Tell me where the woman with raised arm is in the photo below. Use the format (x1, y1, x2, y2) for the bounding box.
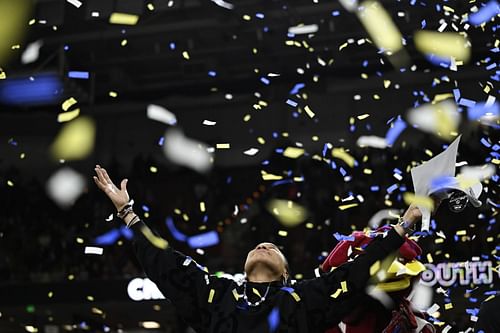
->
(93, 164, 425, 333)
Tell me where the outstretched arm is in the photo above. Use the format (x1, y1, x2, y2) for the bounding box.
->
(93, 165, 211, 329)
(296, 206, 423, 326)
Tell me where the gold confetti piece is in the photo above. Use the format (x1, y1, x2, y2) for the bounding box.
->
(62, 97, 77, 111)
(363, 168, 373, 174)
(339, 203, 359, 211)
(242, 14, 251, 21)
(140, 226, 169, 249)
(261, 171, 283, 181)
(283, 147, 305, 159)
(232, 289, 240, 300)
(383, 80, 391, 88)
(278, 230, 288, 237)
(208, 289, 215, 303)
(370, 261, 381, 276)
(216, 143, 230, 149)
(120, 39, 128, 47)
(357, 0, 403, 53)
(48, 291, 53, 298)
(291, 292, 301, 302)
(200, 201, 206, 212)
(109, 91, 118, 98)
(427, 253, 433, 263)
(87, 295, 94, 301)
(50, 116, 96, 160)
(435, 238, 444, 244)
(149, 166, 158, 173)
(444, 303, 453, 310)
(0, 0, 31, 64)
(267, 199, 308, 227)
(182, 51, 190, 60)
(425, 149, 433, 157)
(341, 281, 348, 293)
(57, 109, 80, 123)
(357, 114, 370, 120)
(331, 288, 343, 299)
(252, 288, 261, 297)
(403, 193, 435, 210)
(456, 230, 467, 236)
(332, 148, 355, 167)
(414, 31, 470, 62)
(433, 93, 454, 103)
(147, 3, 155, 11)
(304, 105, 315, 118)
(109, 12, 139, 25)
(91, 307, 103, 315)
(76, 237, 84, 244)
(7, 180, 14, 187)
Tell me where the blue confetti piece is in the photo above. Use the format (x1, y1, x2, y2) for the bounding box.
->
(142, 205, 150, 212)
(385, 117, 407, 146)
(68, 71, 89, 79)
(281, 287, 295, 294)
(333, 232, 355, 241)
(271, 179, 294, 187)
(370, 185, 380, 192)
(331, 10, 340, 16)
(120, 226, 134, 240)
(95, 229, 121, 245)
(289, 83, 305, 94)
(469, 0, 500, 26)
(268, 307, 280, 332)
(286, 99, 298, 107)
(208, 70, 217, 77)
(421, 19, 426, 28)
(468, 102, 499, 120)
(187, 230, 220, 248)
(480, 137, 492, 147)
(386, 183, 399, 194)
(256, 13, 265, 19)
(459, 98, 476, 108)
(169, 42, 176, 50)
(158, 136, 165, 146)
(260, 77, 270, 85)
(339, 167, 347, 177)
(165, 217, 188, 242)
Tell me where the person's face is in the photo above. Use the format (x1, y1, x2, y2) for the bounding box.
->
(244, 242, 288, 279)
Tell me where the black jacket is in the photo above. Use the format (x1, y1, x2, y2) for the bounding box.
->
(131, 221, 404, 333)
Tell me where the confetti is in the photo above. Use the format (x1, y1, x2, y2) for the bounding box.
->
(163, 128, 212, 173)
(339, 203, 359, 210)
(331, 148, 355, 167)
(208, 289, 215, 303)
(357, 0, 403, 54)
(66, 0, 83, 8)
(21, 40, 42, 64)
(266, 199, 308, 227)
(84, 247, 104, 255)
(140, 225, 169, 249)
(288, 24, 319, 35)
(187, 231, 219, 248)
(109, 13, 139, 25)
(57, 109, 80, 123)
(203, 120, 216, 126)
(356, 136, 388, 149)
(385, 117, 406, 146)
(414, 31, 471, 63)
(403, 193, 435, 211)
(46, 167, 85, 209)
(147, 104, 177, 125)
(244, 148, 259, 156)
(50, 116, 96, 160)
(62, 97, 78, 111)
(469, 1, 500, 26)
(407, 100, 460, 140)
(283, 147, 304, 159)
(211, 0, 234, 10)
(267, 307, 280, 332)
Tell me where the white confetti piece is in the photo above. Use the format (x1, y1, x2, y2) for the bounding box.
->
(244, 148, 259, 156)
(211, 0, 234, 10)
(85, 247, 104, 255)
(163, 128, 212, 173)
(66, 0, 83, 8)
(407, 99, 460, 140)
(147, 104, 177, 125)
(459, 164, 495, 182)
(356, 135, 388, 149)
(21, 40, 43, 64)
(426, 303, 440, 316)
(46, 167, 86, 209)
(202, 120, 216, 126)
(105, 214, 114, 222)
(288, 24, 318, 35)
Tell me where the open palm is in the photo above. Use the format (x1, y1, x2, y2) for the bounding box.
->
(93, 165, 130, 211)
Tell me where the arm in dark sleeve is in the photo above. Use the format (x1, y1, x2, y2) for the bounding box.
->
(130, 221, 211, 328)
(297, 228, 404, 322)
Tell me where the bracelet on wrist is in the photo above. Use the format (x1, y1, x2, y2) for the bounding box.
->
(117, 199, 134, 219)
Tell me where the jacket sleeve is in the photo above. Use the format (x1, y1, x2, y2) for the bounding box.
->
(296, 227, 405, 325)
(130, 221, 211, 329)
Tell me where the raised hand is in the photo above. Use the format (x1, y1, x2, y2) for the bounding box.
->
(93, 165, 130, 211)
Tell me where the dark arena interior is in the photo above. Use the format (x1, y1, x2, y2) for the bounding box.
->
(0, 0, 498, 332)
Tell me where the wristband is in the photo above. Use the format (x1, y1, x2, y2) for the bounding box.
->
(398, 216, 415, 235)
(117, 200, 134, 219)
